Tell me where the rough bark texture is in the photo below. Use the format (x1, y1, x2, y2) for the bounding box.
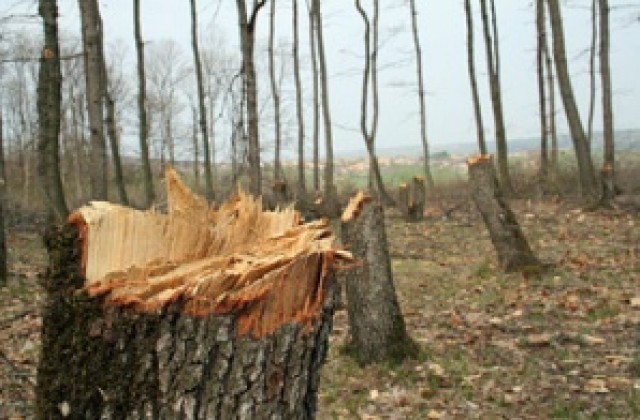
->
(37, 170, 347, 419)
(134, 0, 155, 207)
(463, 0, 487, 155)
(37, 0, 69, 222)
(340, 192, 417, 365)
(468, 155, 541, 273)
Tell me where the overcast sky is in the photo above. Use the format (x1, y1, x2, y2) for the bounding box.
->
(3, 0, 639, 156)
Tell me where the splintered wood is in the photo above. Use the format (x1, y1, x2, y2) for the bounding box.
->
(68, 168, 350, 338)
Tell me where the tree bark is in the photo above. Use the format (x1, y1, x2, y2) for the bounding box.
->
(292, 0, 306, 196)
(536, 0, 549, 188)
(587, 0, 598, 145)
(308, 1, 320, 194)
(134, 0, 155, 208)
(467, 155, 541, 273)
(269, 0, 283, 182)
(37, 0, 69, 222)
(37, 169, 349, 419)
(598, 0, 616, 204)
(479, 0, 513, 194)
(463, 0, 487, 155)
(79, 0, 108, 200)
(546, 0, 599, 200)
(314, 0, 340, 217)
(236, 0, 265, 197)
(543, 23, 559, 177)
(0, 110, 6, 286)
(340, 192, 417, 365)
(408, 0, 434, 189)
(191, 0, 215, 201)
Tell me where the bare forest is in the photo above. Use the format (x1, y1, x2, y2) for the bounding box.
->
(2, 0, 640, 418)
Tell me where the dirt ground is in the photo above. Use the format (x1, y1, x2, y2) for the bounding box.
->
(1, 198, 639, 419)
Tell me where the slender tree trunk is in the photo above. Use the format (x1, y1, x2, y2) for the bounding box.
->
(546, 0, 599, 200)
(236, 0, 266, 197)
(354, 0, 394, 206)
(292, 0, 306, 197)
(314, 0, 339, 216)
(587, 0, 598, 144)
(536, 0, 549, 187)
(543, 25, 559, 176)
(191, 104, 200, 190)
(598, 0, 616, 203)
(191, 0, 214, 201)
(408, 0, 435, 189)
(308, 0, 320, 192)
(269, 0, 282, 181)
(0, 110, 6, 286)
(100, 19, 129, 205)
(134, 0, 155, 207)
(38, 0, 69, 222)
(340, 192, 417, 365)
(479, 0, 513, 194)
(79, 0, 108, 200)
(464, 0, 487, 155)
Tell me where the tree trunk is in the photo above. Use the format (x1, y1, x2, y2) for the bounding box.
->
(308, 0, 320, 193)
(340, 192, 417, 365)
(407, 176, 425, 222)
(314, 0, 340, 217)
(134, 0, 155, 208)
(408, 0, 434, 189)
(598, 0, 616, 204)
(0, 110, 6, 286)
(37, 168, 349, 419)
(79, 0, 108, 200)
(536, 0, 549, 188)
(191, 104, 200, 190)
(479, 0, 513, 195)
(543, 24, 559, 177)
(546, 0, 599, 200)
(236, 0, 265, 197)
(464, 0, 487, 155)
(269, 0, 283, 182)
(397, 183, 409, 219)
(587, 0, 597, 145)
(191, 0, 215, 201)
(467, 155, 541, 273)
(37, 0, 69, 222)
(292, 0, 306, 197)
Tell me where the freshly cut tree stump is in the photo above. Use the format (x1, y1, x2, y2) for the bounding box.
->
(340, 192, 417, 365)
(467, 155, 541, 272)
(37, 169, 350, 419)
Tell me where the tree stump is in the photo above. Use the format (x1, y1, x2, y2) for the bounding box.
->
(397, 183, 409, 218)
(340, 192, 417, 365)
(36, 169, 351, 419)
(408, 176, 426, 221)
(467, 155, 541, 272)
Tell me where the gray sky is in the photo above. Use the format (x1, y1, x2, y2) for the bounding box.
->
(3, 0, 640, 156)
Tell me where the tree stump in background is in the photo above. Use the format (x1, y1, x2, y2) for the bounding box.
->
(36, 169, 350, 419)
(397, 183, 409, 218)
(408, 176, 426, 221)
(272, 179, 290, 208)
(467, 155, 541, 272)
(340, 192, 417, 365)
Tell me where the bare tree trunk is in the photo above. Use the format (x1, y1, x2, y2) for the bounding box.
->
(543, 26, 559, 177)
(307, 1, 320, 193)
(236, 0, 266, 197)
(408, 0, 434, 189)
(191, 0, 215, 201)
(100, 20, 129, 205)
(468, 155, 541, 273)
(355, 0, 394, 206)
(587, 0, 597, 144)
(547, 0, 599, 201)
(536, 0, 549, 187)
(38, 0, 69, 222)
(464, 0, 487, 155)
(340, 192, 417, 365)
(0, 110, 6, 286)
(191, 104, 200, 190)
(269, 0, 282, 181)
(134, 0, 155, 207)
(479, 0, 513, 194)
(292, 0, 306, 197)
(598, 0, 616, 203)
(79, 0, 108, 200)
(314, 0, 340, 216)
(37, 172, 347, 418)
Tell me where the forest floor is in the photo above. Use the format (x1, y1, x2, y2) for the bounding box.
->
(1, 197, 640, 419)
